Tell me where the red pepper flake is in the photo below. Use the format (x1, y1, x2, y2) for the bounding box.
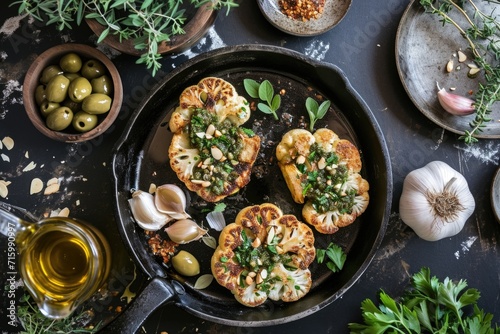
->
(279, 0, 326, 21)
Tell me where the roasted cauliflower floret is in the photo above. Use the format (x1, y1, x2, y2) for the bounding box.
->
(211, 203, 315, 307)
(276, 128, 369, 234)
(168, 77, 260, 202)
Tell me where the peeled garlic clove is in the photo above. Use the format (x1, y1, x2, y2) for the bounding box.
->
(155, 184, 190, 219)
(437, 84, 475, 116)
(165, 219, 208, 244)
(129, 190, 172, 231)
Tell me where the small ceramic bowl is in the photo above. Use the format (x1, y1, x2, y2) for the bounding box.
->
(23, 43, 123, 143)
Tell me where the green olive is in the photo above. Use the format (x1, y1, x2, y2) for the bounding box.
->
(72, 111, 98, 132)
(46, 106, 73, 131)
(35, 85, 46, 106)
(59, 52, 82, 73)
(64, 72, 81, 82)
(68, 77, 92, 103)
(91, 75, 113, 95)
(82, 93, 112, 114)
(39, 65, 63, 84)
(81, 59, 106, 79)
(171, 250, 200, 276)
(39, 101, 60, 117)
(63, 99, 82, 113)
(45, 75, 70, 103)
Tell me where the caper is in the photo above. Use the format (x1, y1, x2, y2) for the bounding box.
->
(45, 74, 70, 103)
(39, 65, 63, 84)
(59, 52, 82, 73)
(35, 85, 46, 106)
(171, 250, 200, 276)
(46, 106, 73, 131)
(68, 77, 92, 103)
(72, 111, 98, 132)
(81, 59, 106, 79)
(91, 75, 113, 95)
(39, 101, 60, 117)
(82, 93, 112, 114)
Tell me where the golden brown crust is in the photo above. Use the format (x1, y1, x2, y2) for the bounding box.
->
(211, 203, 315, 307)
(168, 77, 259, 202)
(276, 128, 369, 234)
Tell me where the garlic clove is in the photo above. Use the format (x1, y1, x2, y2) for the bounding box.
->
(154, 184, 190, 219)
(129, 190, 172, 231)
(165, 219, 208, 244)
(436, 83, 475, 116)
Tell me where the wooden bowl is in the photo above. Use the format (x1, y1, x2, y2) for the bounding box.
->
(23, 43, 123, 143)
(86, 3, 216, 56)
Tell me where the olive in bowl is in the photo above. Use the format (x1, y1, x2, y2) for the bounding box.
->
(23, 44, 123, 143)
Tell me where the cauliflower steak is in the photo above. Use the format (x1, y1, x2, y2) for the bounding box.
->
(168, 77, 260, 202)
(211, 203, 315, 307)
(276, 128, 369, 234)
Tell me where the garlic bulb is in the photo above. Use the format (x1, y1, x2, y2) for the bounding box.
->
(165, 219, 208, 244)
(399, 161, 475, 241)
(128, 190, 172, 231)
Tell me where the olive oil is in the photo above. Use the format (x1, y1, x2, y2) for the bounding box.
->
(22, 229, 91, 299)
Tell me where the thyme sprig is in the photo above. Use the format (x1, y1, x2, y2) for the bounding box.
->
(11, 0, 238, 76)
(420, 0, 500, 144)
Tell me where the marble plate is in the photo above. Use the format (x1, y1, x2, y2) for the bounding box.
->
(396, 0, 500, 138)
(257, 0, 351, 36)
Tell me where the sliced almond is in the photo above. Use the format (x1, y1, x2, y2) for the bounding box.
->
(245, 275, 254, 285)
(0, 182, 8, 198)
(296, 155, 306, 165)
(206, 124, 216, 136)
(2, 137, 14, 150)
(446, 59, 454, 73)
(468, 67, 481, 78)
(1, 153, 9, 162)
(252, 237, 261, 248)
(317, 157, 326, 170)
(30, 178, 43, 195)
(23, 161, 37, 172)
(211, 146, 223, 161)
(58, 207, 70, 217)
(467, 63, 478, 69)
(458, 50, 467, 62)
(44, 183, 60, 195)
(148, 183, 157, 194)
(267, 226, 276, 245)
(46, 177, 59, 186)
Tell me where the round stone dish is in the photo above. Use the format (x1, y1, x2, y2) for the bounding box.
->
(491, 166, 500, 223)
(23, 43, 123, 143)
(257, 0, 351, 36)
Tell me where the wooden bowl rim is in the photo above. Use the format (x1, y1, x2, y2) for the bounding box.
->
(23, 43, 123, 143)
(85, 3, 216, 56)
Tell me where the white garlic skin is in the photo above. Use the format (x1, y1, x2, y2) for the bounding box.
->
(399, 161, 475, 241)
(128, 190, 172, 231)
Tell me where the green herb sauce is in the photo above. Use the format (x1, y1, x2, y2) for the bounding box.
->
(187, 108, 253, 195)
(299, 143, 356, 214)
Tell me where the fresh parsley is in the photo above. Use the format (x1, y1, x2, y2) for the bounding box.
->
(305, 97, 331, 132)
(316, 242, 346, 273)
(348, 267, 500, 333)
(243, 78, 281, 120)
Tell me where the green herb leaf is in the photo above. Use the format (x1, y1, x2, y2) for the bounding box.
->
(194, 274, 214, 289)
(306, 97, 331, 132)
(316, 242, 346, 273)
(243, 78, 260, 98)
(349, 267, 500, 333)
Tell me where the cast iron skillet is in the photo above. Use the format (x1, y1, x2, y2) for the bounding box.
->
(106, 45, 392, 332)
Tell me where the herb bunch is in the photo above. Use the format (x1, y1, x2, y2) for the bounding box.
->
(17, 293, 100, 333)
(12, 0, 238, 76)
(420, 0, 500, 144)
(349, 267, 499, 333)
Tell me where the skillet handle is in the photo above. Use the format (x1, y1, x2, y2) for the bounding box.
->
(103, 277, 176, 333)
